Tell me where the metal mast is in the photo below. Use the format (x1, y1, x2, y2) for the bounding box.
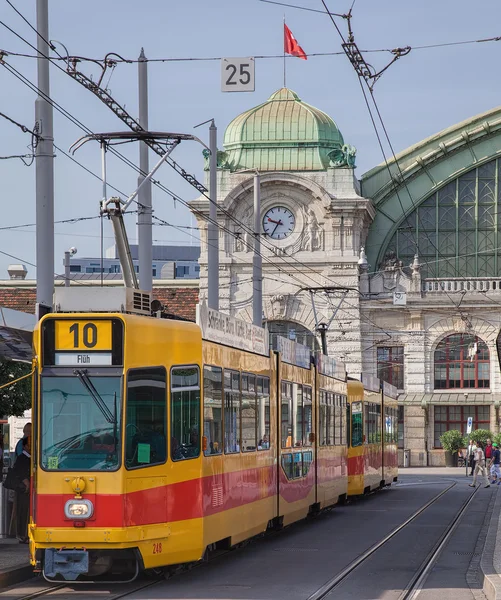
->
(35, 0, 54, 317)
(207, 121, 219, 310)
(137, 48, 152, 292)
(253, 172, 262, 326)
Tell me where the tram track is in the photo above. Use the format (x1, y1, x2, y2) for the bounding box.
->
(3, 481, 482, 600)
(307, 481, 479, 600)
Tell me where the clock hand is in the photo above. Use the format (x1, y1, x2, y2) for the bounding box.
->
(271, 220, 283, 237)
(267, 218, 280, 224)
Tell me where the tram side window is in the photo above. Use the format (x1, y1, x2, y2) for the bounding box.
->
(203, 366, 222, 456)
(225, 370, 241, 453)
(295, 384, 303, 447)
(281, 381, 293, 448)
(171, 366, 201, 461)
(334, 395, 341, 445)
(125, 367, 167, 469)
(319, 391, 327, 446)
(242, 374, 257, 452)
(341, 395, 347, 445)
(303, 386, 313, 446)
(257, 376, 270, 450)
(328, 392, 335, 446)
(351, 401, 363, 447)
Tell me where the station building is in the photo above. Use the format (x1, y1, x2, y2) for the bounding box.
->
(191, 88, 501, 466)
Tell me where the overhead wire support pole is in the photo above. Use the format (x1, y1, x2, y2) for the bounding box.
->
(35, 0, 54, 318)
(137, 48, 152, 292)
(253, 171, 262, 326)
(208, 120, 219, 310)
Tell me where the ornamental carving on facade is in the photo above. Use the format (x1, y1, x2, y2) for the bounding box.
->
(301, 208, 324, 251)
(327, 144, 357, 168)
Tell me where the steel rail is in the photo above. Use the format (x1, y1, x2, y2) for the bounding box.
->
(13, 578, 161, 600)
(307, 482, 460, 600)
(400, 484, 480, 600)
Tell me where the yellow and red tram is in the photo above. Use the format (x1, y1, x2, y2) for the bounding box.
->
(29, 304, 397, 582)
(347, 375, 399, 496)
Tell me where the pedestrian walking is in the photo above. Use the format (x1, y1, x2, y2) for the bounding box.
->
(490, 443, 501, 484)
(469, 442, 490, 488)
(15, 422, 31, 457)
(467, 439, 477, 476)
(11, 436, 30, 542)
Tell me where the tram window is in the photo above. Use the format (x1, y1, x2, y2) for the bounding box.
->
(224, 370, 240, 453)
(295, 384, 303, 447)
(303, 386, 313, 446)
(242, 373, 257, 452)
(334, 395, 341, 445)
(328, 392, 335, 446)
(171, 366, 201, 461)
(341, 395, 347, 445)
(319, 391, 327, 446)
(41, 375, 122, 472)
(281, 381, 293, 448)
(351, 401, 363, 447)
(257, 376, 270, 450)
(203, 366, 223, 456)
(303, 450, 313, 476)
(125, 367, 167, 469)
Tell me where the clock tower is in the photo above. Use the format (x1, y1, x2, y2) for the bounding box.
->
(190, 88, 374, 375)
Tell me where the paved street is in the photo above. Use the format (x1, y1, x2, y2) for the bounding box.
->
(4, 468, 497, 600)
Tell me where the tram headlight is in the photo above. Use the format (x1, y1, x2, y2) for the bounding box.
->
(64, 499, 94, 519)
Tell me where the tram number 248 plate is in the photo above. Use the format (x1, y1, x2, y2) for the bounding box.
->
(221, 57, 255, 92)
(55, 320, 112, 351)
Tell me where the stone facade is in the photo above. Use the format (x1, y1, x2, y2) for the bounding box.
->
(191, 90, 501, 467)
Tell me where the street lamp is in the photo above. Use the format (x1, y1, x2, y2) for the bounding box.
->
(64, 247, 77, 287)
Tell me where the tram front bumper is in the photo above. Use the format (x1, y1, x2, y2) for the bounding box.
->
(44, 548, 89, 581)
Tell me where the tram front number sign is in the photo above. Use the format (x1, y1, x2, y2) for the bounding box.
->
(55, 320, 112, 352)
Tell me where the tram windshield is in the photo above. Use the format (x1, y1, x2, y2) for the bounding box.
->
(40, 375, 122, 471)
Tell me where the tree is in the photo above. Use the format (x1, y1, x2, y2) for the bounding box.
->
(470, 429, 492, 446)
(0, 360, 32, 418)
(440, 430, 465, 454)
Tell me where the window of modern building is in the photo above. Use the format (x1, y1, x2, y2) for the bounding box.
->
(434, 334, 490, 389)
(434, 405, 490, 447)
(385, 159, 501, 277)
(175, 265, 190, 278)
(69, 265, 81, 272)
(377, 347, 404, 389)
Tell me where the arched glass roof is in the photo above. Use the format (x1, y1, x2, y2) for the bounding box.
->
(385, 158, 501, 278)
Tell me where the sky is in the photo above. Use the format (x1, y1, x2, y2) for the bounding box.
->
(0, 0, 501, 280)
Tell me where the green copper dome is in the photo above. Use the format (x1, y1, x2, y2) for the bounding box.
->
(221, 88, 352, 172)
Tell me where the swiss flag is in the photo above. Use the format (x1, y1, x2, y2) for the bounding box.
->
(284, 23, 307, 60)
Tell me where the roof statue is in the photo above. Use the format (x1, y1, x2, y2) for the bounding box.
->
(212, 88, 356, 172)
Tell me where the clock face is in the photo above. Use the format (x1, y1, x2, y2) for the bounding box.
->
(262, 206, 295, 240)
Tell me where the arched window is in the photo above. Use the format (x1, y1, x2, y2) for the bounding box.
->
(386, 159, 500, 278)
(434, 334, 489, 389)
(266, 321, 320, 353)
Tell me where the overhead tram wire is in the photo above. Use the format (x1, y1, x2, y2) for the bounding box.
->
(1, 69, 330, 294)
(0, 11, 387, 292)
(318, 1, 477, 316)
(1, 15, 387, 303)
(2, 53, 320, 294)
(0, 8, 493, 297)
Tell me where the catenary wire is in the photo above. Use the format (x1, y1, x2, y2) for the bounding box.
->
(0, 11, 487, 304)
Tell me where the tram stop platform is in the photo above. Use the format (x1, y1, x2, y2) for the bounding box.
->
(0, 538, 31, 589)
